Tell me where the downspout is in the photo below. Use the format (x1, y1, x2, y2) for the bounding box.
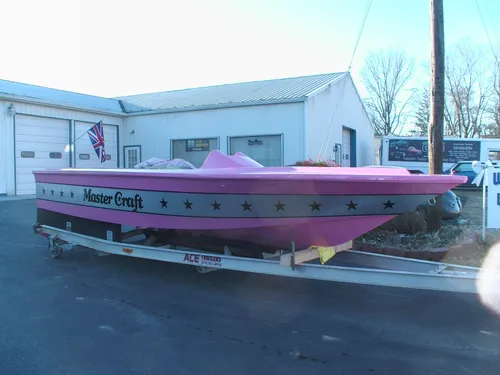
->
(303, 101, 308, 161)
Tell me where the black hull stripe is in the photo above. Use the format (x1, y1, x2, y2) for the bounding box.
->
(36, 183, 435, 219)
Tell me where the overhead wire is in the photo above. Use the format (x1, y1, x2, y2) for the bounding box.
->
(348, 0, 373, 72)
(474, 0, 499, 63)
(318, 0, 372, 161)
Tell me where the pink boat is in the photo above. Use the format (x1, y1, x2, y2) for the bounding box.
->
(33, 151, 467, 256)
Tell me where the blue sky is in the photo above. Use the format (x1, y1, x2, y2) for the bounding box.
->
(0, 0, 498, 99)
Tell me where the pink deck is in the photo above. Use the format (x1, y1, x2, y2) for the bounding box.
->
(33, 150, 467, 196)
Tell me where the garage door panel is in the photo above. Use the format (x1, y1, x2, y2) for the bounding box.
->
(74, 121, 118, 168)
(16, 143, 68, 154)
(15, 133, 68, 143)
(15, 126, 69, 137)
(15, 115, 70, 195)
(15, 155, 69, 168)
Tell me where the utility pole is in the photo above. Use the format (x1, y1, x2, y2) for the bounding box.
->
(427, 0, 445, 231)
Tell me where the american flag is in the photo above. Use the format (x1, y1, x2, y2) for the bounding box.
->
(87, 121, 106, 163)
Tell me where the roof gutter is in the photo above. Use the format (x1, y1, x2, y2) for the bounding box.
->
(123, 97, 307, 117)
(0, 93, 127, 117)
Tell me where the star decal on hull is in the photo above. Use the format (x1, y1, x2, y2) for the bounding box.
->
(160, 198, 168, 208)
(211, 200, 222, 211)
(274, 201, 286, 211)
(241, 201, 252, 211)
(346, 200, 358, 210)
(184, 199, 193, 210)
(383, 200, 395, 209)
(309, 201, 321, 211)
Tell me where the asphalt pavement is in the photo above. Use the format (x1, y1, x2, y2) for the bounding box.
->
(1, 198, 499, 375)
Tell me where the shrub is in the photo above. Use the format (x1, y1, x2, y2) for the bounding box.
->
(294, 158, 340, 167)
(378, 210, 427, 234)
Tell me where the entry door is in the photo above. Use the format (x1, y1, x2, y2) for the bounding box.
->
(342, 128, 351, 167)
(0, 127, 6, 194)
(124, 146, 141, 168)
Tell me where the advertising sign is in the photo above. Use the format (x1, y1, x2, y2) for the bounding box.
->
(186, 139, 210, 152)
(388, 139, 480, 163)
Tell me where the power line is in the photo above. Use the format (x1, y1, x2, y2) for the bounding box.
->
(348, 0, 373, 71)
(474, 0, 499, 63)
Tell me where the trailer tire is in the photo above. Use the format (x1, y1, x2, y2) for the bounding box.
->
(49, 239, 64, 259)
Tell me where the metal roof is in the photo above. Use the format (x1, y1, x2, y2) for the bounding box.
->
(117, 72, 347, 113)
(0, 72, 347, 115)
(0, 79, 124, 114)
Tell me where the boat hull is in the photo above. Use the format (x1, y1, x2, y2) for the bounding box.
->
(32, 152, 467, 250)
(34, 180, 455, 250)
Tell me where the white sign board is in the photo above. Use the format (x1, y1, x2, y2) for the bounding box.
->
(487, 168, 500, 229)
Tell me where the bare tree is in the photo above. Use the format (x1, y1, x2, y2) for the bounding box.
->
(443, 41, 491, 138)
(360, 50, 416, 135)
(484, 59, 500, 136)
(412, 87, 430, 136)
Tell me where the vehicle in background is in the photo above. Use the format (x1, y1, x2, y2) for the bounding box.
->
(443, 160, 499, 188)
(379, 135, 500, 174)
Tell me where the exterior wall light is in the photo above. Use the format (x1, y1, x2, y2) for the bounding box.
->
(7, 103, 16, 116)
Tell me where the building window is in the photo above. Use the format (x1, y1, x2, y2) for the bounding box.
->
(172, 138, 219, 168)
(124, 145, 141, 168)
(49, 152, 63, 159)
(79, 153, 90, 160)
(229, 135, 283, 166)
(21, 151, 35, 158)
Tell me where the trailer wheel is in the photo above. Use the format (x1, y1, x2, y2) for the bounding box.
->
(49, 238, 64, 259)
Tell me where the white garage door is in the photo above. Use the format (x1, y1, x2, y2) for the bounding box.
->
(342, 128, 351, 167)
(74, 121, 118, 168)
(229, 135, 282, 166)
(15, 115, 70, 195)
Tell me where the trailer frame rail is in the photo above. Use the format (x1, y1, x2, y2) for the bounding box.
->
(33, 223, 500, 295)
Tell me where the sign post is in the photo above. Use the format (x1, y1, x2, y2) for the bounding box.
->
(487, 167, 500, 232)
(472, 161, 500, 240)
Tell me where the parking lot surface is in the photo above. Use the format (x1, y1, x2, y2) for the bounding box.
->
(0, 199, 499, 374)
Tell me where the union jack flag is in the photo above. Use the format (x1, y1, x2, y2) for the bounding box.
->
(87, 121, 106, 163)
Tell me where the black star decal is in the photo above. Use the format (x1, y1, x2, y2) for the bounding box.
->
(60, 190, 64, 197)
(274, 201, 286, 211)
(383, 200, 395, 209)
(241, 201, 252, 211)
(211, 200, 221, 211)
(42, 188, 46, 195)
(160, 198, 168, 208)
(346, 200, 358, 210)
(309, 201, 321, 211)
(50, 189, 54, 196)
(70, 191, 74, 199)
(184, 199, 193, 210)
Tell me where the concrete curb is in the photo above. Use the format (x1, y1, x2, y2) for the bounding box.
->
(0, 195, 36, 202)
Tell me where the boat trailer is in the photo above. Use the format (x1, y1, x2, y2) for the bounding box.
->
(33, 222, 500, 295)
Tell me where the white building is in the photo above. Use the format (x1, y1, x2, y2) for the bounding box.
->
(0, 72, 374, 196)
